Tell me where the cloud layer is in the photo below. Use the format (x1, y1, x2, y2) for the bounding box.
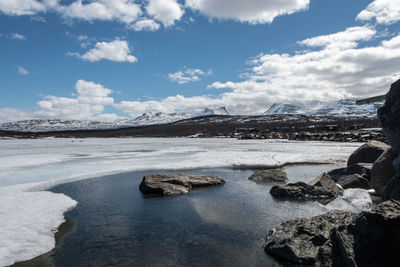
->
(0, 0, 313, 28)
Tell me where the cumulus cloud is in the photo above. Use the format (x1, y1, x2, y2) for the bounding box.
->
(58, 0, 142, 25)
(35, 79, 115, 120)
(298, 26, 376, 50)
(0, 0, 46, 16)
(146, 0, 184, 26)
(168, 68, 212, 84)
(185, 0, 310, 24)
(357, 0, 400, 25)
(68, 39, 137, 63)
(0, 108, 33, 122)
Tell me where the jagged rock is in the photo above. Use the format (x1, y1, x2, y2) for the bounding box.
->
(265, 210, 357, 265)
(371, 148, 398, 194)
(381, 174, 400, 201)
(265, 200, 400, 266)
(378, 79, 400, 151)
(327, 163, 372, 182)
(347, 141, 389, 167)
(337, 174, 371, 190)
(139, 174, 226, 196)
(248, 169, 288, 183)
(270, 182, 338, 205)
(309, 173, 343, 195)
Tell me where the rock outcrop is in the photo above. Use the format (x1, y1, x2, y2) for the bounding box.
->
(327, 163, 372, 182)
(371, 148, 398, 194)
(139, 174, 226, 196)
(248, 169, 288, 183)
(378, 80, 400, 151)
(382, 174, 400, 201)
(337, 174, 371, 190)
(270, 182, 339, 205)
(265, 200, 400, 266)
(308, 173, 343, 195)
(347, 140, 389, 167)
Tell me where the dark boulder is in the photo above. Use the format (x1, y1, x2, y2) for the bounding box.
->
(248, 169, 288, 183)
(371, 148, 398, 194)
(327, 163, 372, 182)
(337, 174, 371, 190)
(347, 141, 389, 167)
(378, 79, 400, 151)
(139, 174, 226, 196)
(381, 174, 400, 201)
(265, 200, 400, 266)
(270, 182, 339, 205)
(309, 173, 343, 195)
(265, 210, 357, 265)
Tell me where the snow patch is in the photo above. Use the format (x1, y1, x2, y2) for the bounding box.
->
(0, 184, 77, 267)
(326, 188, 372, 213)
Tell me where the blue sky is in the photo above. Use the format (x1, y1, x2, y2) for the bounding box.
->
(0, 0, 399, 121)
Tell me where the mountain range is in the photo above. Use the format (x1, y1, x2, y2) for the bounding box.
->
(0, 100, 382, 132)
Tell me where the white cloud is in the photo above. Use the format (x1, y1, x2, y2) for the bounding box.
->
(10, 33, 26, 40)
(168, 68, 212, 84)
(185, 0, 310, 24)
(58, 0, 142, 24)
(0, 0, 46, 16)
(17, 65, 29, 75)
(357, 0, 400, 25)
(68, 39, 137, 63)
(298, 26, 376, 50)
(130, 19, 160, 31)
(35, 79, 115, 120)
(146, 0, 184, 26)
(0, 108, 33, 122)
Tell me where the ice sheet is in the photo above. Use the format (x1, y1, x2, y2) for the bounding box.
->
(0, 138, 360, 266)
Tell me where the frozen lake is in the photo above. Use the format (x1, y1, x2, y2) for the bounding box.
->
(0, 138, 361, 266)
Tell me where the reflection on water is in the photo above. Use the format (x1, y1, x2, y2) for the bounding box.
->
(31, 165, 338, 267)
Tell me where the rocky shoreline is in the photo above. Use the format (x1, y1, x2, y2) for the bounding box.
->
(263, 79, 400, 266)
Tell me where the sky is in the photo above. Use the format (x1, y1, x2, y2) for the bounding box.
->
(0, 0, 399, 122)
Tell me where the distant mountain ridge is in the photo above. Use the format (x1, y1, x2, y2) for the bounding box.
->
(0, 100, 382, 132)
(263, 99, 382, 116)
(0, 106, 230, 132)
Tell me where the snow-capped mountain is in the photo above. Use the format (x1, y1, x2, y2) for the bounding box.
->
(0, 107, 230, 132)
(263, 103, 303, 115)
(263, 100, 382, 117)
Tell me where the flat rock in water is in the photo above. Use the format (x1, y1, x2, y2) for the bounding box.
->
(248, 169, 288, 183)
(347, 141, 389, 167)
(139, 174, 226, 196)
(270, 182, 338, 205)
(265, 200, 400, 266)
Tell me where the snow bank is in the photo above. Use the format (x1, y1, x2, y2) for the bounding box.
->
(0, 138, 360, 265)
(0, 184, 77, 266)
